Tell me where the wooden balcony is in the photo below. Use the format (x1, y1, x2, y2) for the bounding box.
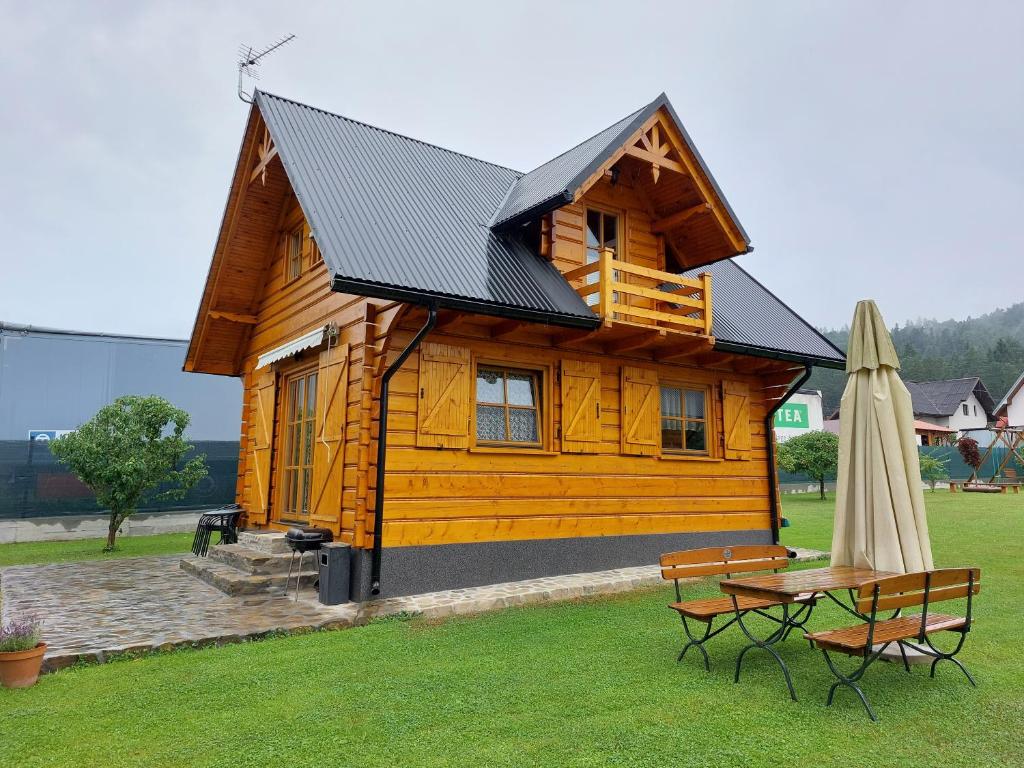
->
(565, 248, 713, 338)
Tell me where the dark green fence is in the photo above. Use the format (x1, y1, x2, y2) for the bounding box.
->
(918, 445, 1023, 481)
(0, 440, 239, 520)
(779, 444, 1023, 485)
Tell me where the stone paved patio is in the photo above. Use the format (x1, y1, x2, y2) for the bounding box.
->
(1, 548, 826, 672)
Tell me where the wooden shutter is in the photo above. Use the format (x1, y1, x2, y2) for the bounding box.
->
(416, 342, 471, 449)
(309, 342, 350, 530)
(620, 366, 660, 456)
(722, 380, 751, 460)
(247, 368, 277, 524)
(561, 359, 602, 453)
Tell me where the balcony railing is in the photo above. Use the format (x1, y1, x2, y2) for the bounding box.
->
(564, 248, 713, 336)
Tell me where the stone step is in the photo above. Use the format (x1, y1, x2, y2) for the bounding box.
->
(180, 556, 317, 597)
(237, 531, 290, 555)
(208, 543, 313, 576)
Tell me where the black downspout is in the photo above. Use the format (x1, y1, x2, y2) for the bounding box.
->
(765, 365, 813, 544)
(370, 304, 437, 596)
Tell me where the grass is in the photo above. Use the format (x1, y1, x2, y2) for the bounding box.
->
(0, 531, 193, 568)
(1, 492, 1022, 767)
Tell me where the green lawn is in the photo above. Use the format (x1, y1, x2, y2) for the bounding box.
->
(2, 492, 1022, 768)
(0, 531, 193, 568)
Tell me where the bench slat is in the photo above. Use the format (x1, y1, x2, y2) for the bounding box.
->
(660, 545, 789, 568)
(806, 613, 967, 655)
(663, 558, 790, 580)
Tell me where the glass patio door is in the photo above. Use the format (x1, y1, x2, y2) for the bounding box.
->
(276, 367, 318, 524)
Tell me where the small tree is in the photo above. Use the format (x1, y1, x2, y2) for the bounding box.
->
(50, 396, 208, 551)
(957, 437, 982, 473)
(776, 430, 840, 500)
(919, 453, 949, 491)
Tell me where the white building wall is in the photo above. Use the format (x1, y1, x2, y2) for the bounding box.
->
(774, 390, 824, 442)
(946, 392, 989, 433)
(1006, 393, 1024, 428)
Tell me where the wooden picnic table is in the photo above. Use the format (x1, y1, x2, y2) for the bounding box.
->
(717, 566, 899, 700)
(720, 566, 899, 608)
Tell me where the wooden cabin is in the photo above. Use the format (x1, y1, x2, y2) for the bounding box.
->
(185, 91, 845, 600)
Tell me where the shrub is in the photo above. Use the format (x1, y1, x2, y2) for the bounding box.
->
(50, 396, 208, 551)
(919, 453, 949, 491)
(957, 437, 982, 470)
(776, 430, 840, 500)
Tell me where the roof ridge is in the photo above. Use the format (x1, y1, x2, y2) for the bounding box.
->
(255, 89, 524, 176)
(514, 99, 651, 176)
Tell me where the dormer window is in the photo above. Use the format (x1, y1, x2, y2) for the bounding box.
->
(287, 227, 303, 281)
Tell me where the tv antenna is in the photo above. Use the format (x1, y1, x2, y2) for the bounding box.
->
(237, 34, 295, 103)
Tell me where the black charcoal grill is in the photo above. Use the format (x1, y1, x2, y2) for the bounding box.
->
(284, 526, 333, 600)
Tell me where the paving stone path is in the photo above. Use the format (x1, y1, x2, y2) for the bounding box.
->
(1, 548, 826, 672)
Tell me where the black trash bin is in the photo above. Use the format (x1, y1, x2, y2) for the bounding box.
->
(318, 542, 352, 605)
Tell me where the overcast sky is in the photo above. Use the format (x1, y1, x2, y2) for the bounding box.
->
(2, 1, 1021, 339)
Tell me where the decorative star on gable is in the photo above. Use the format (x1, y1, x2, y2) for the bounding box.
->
(623, 119, 686, 184)
(249, 125, 278, 186)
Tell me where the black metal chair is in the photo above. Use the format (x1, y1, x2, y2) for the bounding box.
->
(191, 505, 242, 557)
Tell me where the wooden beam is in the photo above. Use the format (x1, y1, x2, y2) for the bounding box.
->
(624, 145, 686, 175)
(551, 326, 602, 347)
(651, 203, 711, 234)
(208, 310, 258, 324)
(729, 357, 776, 375)
(490, 319, 528, 339)
(434, 310, 468, 332)
(604, 329, 667, 355)
(654, 337, 715, 363)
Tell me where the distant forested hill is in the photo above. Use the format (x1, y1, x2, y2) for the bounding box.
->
(806, 302, 1024, 416)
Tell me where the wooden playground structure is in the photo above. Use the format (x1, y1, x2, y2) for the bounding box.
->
(949, 427, 1024, 493)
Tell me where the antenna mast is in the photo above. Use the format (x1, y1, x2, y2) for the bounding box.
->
(237, 34, 295, 103)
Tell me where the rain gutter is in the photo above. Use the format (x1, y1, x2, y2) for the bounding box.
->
(370, 303, 438, 596)
(765, 365, 814, 544)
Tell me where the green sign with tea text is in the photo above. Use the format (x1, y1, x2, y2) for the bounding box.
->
(774, 402, 809, 429)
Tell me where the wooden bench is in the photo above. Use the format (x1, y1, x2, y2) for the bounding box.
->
(805, 567, 981, 721)
(660, 545, 815, 671)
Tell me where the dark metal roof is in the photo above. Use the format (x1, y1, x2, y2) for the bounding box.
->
(490, 93, 751, 246)
(904, 378, 996, 417)
(255, 91, 839, 367)
(994, 369, 1024, 416)
(256, 91, 598, 327)
(681, 260, 846, 368)
(489, 107, 644, 229)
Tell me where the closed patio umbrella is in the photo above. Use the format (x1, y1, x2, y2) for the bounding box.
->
(832, 300, 934, 573)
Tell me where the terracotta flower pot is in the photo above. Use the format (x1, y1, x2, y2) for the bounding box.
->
(0, 643, 47, 688)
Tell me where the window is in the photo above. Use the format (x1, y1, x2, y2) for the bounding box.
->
(963, 403, 969, 416)
(973, 404, 977, 416)
(286, 227, 303, 281)
(660, 385, 708, 454)
(311, 236, 323, 266)
(585, 209, 619, 306)
(475, 366, 542, 446)
(279, 368, 318, 521)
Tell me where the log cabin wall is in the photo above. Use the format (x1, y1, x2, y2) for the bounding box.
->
(233, 194, 398, 545)
(551, 176, 665, 276)
(377, 318, 774, 552)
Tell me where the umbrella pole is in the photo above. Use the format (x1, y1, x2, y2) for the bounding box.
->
(765, 365, 813, 544)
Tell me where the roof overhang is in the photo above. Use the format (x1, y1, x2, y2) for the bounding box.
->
(329, 275, 601, 330)
(711, 340, 847, 370)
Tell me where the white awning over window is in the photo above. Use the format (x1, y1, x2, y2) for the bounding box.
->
(255, 326, 328, 370)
